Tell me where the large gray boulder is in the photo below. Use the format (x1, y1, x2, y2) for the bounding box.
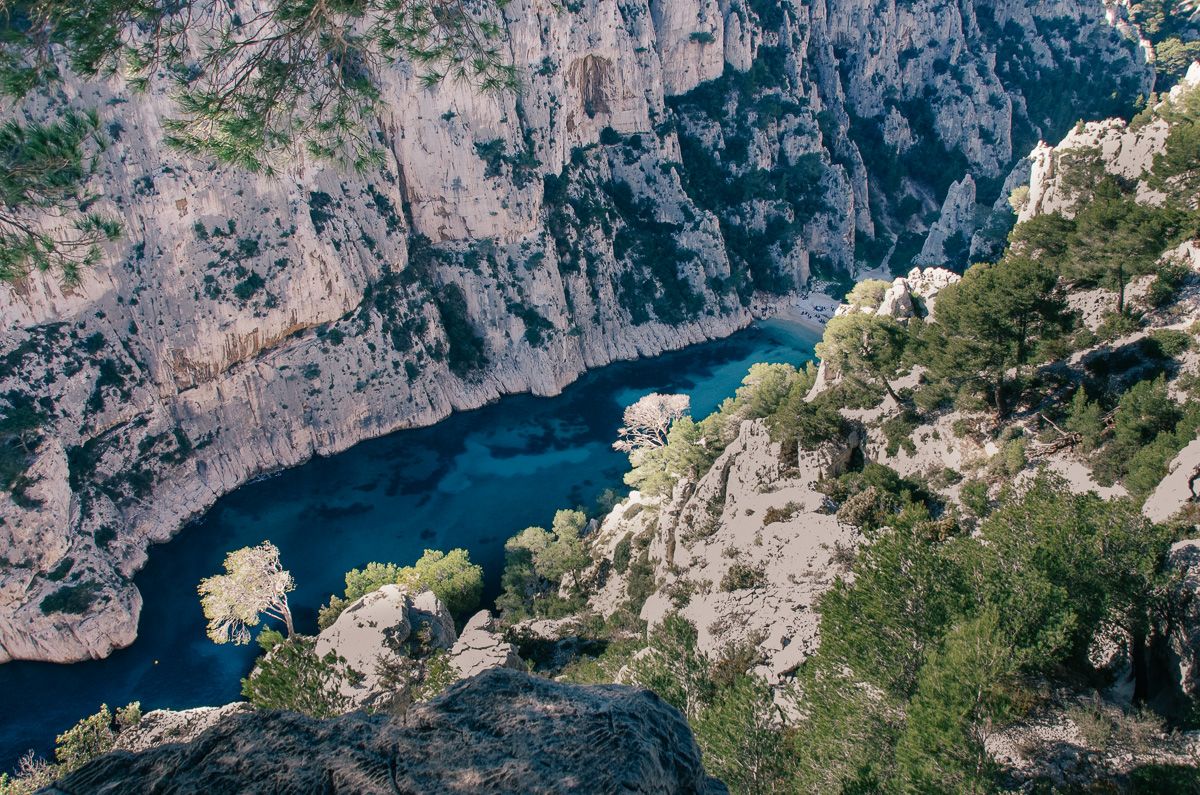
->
(449, 610, 523, 679)
(312, 584, 456, 710)
(45, 668, 727, 794)
(114, 704, 250, 753)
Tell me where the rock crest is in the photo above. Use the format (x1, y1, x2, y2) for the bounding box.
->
(449, 610, 524, 680)
(46, 668, 727, 794)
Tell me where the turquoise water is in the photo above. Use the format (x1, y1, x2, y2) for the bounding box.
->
(0, 319, 817, 770)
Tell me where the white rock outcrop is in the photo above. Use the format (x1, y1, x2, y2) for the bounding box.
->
(313, 585, 456, 710)
(1145, 437, 1200, 524)
(917, 175, 977, 267)
(593, 420, 859, 681)
(448, 610, 524, 679)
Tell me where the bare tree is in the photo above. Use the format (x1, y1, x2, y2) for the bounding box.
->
(198, 541, 296, 644)
(613, 393, 690, 454)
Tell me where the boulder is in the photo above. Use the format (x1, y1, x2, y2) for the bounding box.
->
(876, 277, 915, 319)
(410, 589, 457, 649)
(313, 585, 456, 710)
(1144, 436, 1200, 524)
(449, 610, 523, 679)
(904, 266, 961, 317)
(46, 668, 728, 794)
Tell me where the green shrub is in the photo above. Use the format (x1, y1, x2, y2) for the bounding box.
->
(49, 701, 141, 774)
(496, 510, 591, 620)
(762, 502, 800, 525)
(836, 486, 902, 532)
(881, 411, 920, 457)
(1096, 311, 1142, 341)
(1146, 260, 1190, 308)
(232, 271, 264, 301)
(318, 549, 483, 628)
(691, 674, 794, 793)
(241, 630, 350, 717)
(720, 561, 766, 592)
(39, 582, 100, 615)
(612, 534, 633, 575)
(999, 436, 1027, 476)
(1066, 388, 1105, 452)
(845, 279, 891, 310)
(435, 284, 488, 378)
(1093, 376, 1184, 486)
(959, 479, 991, 517)
(1148, 328, 1191, 357)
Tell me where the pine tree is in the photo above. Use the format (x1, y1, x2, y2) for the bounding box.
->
(927, 255, 1071, 417)
(815, 312, 908, 403)
(1, 0, 516, 173)
(893, 609, 1016, 794)
(691, 674, 793, 794)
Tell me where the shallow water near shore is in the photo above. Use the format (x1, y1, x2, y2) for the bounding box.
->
(0, 319, 818, 771)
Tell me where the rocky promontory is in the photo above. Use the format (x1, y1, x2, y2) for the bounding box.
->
(43, 668, 727, 795)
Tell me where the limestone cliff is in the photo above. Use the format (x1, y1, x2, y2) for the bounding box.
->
(0, 0, 1151, 662)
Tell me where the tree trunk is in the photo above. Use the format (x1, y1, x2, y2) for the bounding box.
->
(993, 380, 1006, 420)
(280, 599, 295, 637)
(1117, 261, 1126, 315)
(881, 377, 901, 405)
(1132, 625, 1149, 704)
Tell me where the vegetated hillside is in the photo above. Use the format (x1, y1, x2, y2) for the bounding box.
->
(6, 67, 1200, 795)
(492, 74, 1200, 792)
(0, 0, 1156, 664)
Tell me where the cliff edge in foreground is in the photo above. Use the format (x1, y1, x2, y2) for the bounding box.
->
(42, 668, 725, 795)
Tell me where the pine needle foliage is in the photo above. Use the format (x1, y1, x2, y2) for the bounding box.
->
(0, 0, 516, 173)
(0, 0, 515, 282)
(0, 110, 119, 283)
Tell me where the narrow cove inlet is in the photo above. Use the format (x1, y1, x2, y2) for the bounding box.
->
(0, 319, 818, 770)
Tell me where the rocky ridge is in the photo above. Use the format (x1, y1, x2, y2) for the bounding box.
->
(45, 667, 726, 794)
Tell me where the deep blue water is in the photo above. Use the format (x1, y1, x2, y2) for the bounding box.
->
(0, 319, 817, 771)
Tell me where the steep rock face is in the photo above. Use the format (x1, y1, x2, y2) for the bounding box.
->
(1163, 540, 1200, 707)
(1019, 66, 1200, 222)
(0, 0, 1150, 662)
(1020, 118, 1172, 220)
(45, 668, 727, 794)
(916, 175, 977, 266)
(588, 420, 860, 680)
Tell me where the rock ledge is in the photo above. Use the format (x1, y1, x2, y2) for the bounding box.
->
(44, 668, 726, 794)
